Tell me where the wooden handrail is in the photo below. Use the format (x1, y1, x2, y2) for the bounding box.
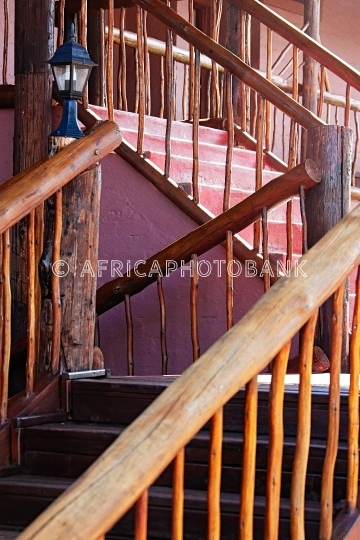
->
(96, 159, 320, 314)
(18, 197, 360, 540)
(131, 0, 323, 130)
(236, 0, 360, 94)
(0, 121, 122, 236)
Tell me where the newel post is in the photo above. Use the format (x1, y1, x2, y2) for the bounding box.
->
(305, 125, 352, 370)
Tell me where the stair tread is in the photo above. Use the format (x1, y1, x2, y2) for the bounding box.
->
(0, 474, 72, 492)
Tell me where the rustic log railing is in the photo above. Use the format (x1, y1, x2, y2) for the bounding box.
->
(96, 159, 319, 375)
(0, 121, 121, 424)
(17, 193, 360, 540)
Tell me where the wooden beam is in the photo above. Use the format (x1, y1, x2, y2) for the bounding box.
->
(306, 125, 352, 369)
(0, 121, 122, 236)
(131, 0, 323, 130)
(303, 0, 320, 115)
(236, 0, 360, 94)
(96, 159, 321, 314)
(16, 199, 360, 540)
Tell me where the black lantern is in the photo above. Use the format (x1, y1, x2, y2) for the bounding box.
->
(48, 24, 97, 138)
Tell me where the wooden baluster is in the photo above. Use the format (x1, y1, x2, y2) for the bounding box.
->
(319, 283, 345, 540)
(244, 13, 251, 131)
(265, 28, 272, 152)
(157, 275, 168, 375)
(160, 56, 164, 119)
(326, 103, 331, 125)
(107, 0, 114, 120)
(164, 15, 173, 179)
(271, 22, 309, 72)
(100, 9, 105, 107)
(143, 11, 151, 116)
(352, 111, 359, 186)
(208, 408, 223, 540)
(125, 294, 134, 376)
(282, 112, 286, 162)
(265, 342, 291, 540)
(299, 185, 308, 255)
(188, 0, 194, 120)
(172, 447, 185, 540)
(239, 9, 246, 130)
(173, 60, 177, 120)
(271, 106, 277, 153)
(134, 490, 148, 540)
(335, 106, 339, 126)
(262, 207, 270, 293)
(0, 230, 10, 423)
(254, 96, 265, 253)
(251, 91, 257, 139)
(136, 6, 145, 154)
(2, 0, 9, 84)
(224, 71, 233, 213)
(192, 49, 200, 204)
(80, 0, 88, 108)
(225, 231, 234, 331)
(57, 0, 65, 47)
(347, 266, 360, 512)
(118, 8, 127, 111)
(190, 254, 200, 362)
(26, 210, 36, 395)
(51, 191, 62, 374)
(317, 65, 325, 119)
(290, 311, 318, 539)
(345, 83, 351, 128)
(210, 0, 222, 118)
(182, 64, 189, 120)
(239, 376, 258, 540)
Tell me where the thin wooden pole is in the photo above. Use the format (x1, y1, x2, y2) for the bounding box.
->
(192, 48, 200, 204)
(226, 231, 234, 331)
(80, 0, 88, 108)
(239, 376, 258, 539)
(0, 230, 10, 423)
(134, 490, 148, 540)
(172, 448, 185, 540)
(157, 275, 168, 375)
(188, 0, 194, 120)
(190, 254, 200, 362)
(299, 185, 308, 254)
(254, 96, 265, 252)
(290, 311, 318, 540)
(164, 15, 173, 179)
(26, 210, 36, 395)
(347, 266, 360, 512)
(57, 0, 65, 47)
(143, 11, 151, 115)
(208, 408, 223, 540)
(119, 8, 127, 111)
(160, 56, 164, 119)
(265, 28, 272, 151)
(125, 294, 134, 376)
(265, 342, 291, 540)
(352, 111, 359, 185)
(2, 0, 9, 84)
(136, 6, 145, 154)
(262, 207, 270, 293)
(345, 83, 351, 128)
(51, 190, 62, 374)
(223, 71, 234, 213)
(100, 9, 105, 107)
(319, 284, 345, 540)
(107, 0, 114, 120)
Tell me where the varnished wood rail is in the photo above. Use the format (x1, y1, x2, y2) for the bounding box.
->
(237, 0, 360, 94)
(17, 195, 360, 540)
(96, 159, 320, 314)
(0, 121, 122, 236)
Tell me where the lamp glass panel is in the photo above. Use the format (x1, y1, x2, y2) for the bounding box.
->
(73, 65, 91, 94)
(53, 64, 71, 92)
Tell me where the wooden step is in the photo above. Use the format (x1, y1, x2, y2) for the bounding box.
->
(70, 376, 352, 441)
(20, 420, 348, 504)
(0, 475, 322, 539)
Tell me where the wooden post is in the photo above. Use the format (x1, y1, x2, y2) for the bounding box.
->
(59, 164, 102, 372)
(87, 10, 103, 106)
(302, 0, 320, 156)
(305, 125, 352, 370)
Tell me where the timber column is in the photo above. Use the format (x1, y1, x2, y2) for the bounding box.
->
(13, 1, 55, 341)
(306, 125, 352, 370)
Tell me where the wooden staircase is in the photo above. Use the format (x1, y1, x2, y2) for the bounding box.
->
(0, 375, 351, 539)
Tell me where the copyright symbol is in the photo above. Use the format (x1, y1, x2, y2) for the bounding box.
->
(52, 260, 70, 277)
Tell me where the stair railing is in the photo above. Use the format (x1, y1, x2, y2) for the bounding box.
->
(96, 159, 319, 374)
(18, 192, 360, 540)
(0, 121, 121, 459)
